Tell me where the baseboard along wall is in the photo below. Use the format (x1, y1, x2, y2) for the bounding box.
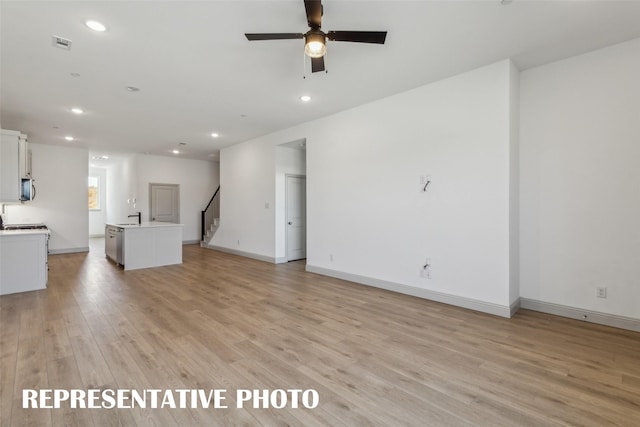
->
(519, 298, 640, 333)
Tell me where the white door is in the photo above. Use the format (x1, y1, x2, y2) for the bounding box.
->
(150, 183, 180, 223)
(286, 175, 306, 261)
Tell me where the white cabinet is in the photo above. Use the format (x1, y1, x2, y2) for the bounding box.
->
(19, 135, 32, 178)
(1, 129, 30, 202)
(122, 224, 182, 270)
(1, 129, 20, 201)
(105, 222, 183, 270)
(0, 231, 48, 295)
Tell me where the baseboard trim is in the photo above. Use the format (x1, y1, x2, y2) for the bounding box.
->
(89, 234, 105, 238)
(275, 257, 288, 264)
(510, 298, 521, 317)
(182, 240, 200, 245)
(206, 245, 276, 264)
(49, 247, 89, 255)
(306, 265, 512, 318)
(520, 298, 640, 333)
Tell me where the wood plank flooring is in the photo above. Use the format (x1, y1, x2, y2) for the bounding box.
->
(1, 239, 639, 426)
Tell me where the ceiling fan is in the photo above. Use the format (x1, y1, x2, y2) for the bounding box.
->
(245, 0, 387, 73)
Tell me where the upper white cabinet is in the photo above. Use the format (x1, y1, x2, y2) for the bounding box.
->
(19, 134, 31, 178)
(1, 128, 30, 202)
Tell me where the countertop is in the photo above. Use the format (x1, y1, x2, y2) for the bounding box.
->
(106, 221, 183, 229)
(0, 229, 50, 237)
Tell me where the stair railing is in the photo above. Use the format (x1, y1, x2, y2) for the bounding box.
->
(201, 185, 220, 242)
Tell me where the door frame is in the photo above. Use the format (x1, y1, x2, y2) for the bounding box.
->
(285, 174, 306, 262)
(149, 183, 180, 223)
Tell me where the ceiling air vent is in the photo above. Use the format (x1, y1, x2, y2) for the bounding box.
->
(52, 36, 72, 50)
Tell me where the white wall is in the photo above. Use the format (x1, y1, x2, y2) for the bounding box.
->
(520, 38, 640, 320)
(509, 61, 520, 306)
(275, 144, 306, 261)
(88, 167, 107, 236)
(307, 60, 515, 309)
(135, 155, 219, 242)
(213, 60, 518, 314)
(106, 154, 137, 226)
(215, 141, 276, 257)
(5, 143, 89, 253)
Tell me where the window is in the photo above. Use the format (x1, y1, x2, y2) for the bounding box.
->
(88, 176, 100, 210)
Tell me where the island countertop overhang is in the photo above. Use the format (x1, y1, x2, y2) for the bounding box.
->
(106, 222, 183, 229)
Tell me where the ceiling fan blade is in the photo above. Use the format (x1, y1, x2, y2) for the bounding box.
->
(311, 56, 325, 73)
(327, 31, 387, 44)
(245, 33, 303, 41)
(304, 0, 323, 29)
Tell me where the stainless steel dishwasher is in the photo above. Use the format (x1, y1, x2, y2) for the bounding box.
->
(105, 225, 124, 265)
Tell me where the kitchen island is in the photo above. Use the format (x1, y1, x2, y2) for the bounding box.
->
(0, 228, 49, 295)
(105, 222, 183, 271)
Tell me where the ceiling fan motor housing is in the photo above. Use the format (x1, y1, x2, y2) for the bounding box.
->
(304, 30, 326, 58)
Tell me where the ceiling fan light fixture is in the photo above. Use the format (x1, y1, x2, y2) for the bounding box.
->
(304, 32, 326, 58)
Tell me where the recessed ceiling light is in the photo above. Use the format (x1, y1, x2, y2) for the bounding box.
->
(70, 72, 81, 77)
(65, 136, 74, 141)
(126, 86, 140, 92)
(85, 20, 106, 32)
(71, 108, 84, 114)
(172, 149, 180, 154)
(211, 132, 219, 138)
(300, 95, 311, 102)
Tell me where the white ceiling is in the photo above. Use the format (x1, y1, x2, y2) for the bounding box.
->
(2, 1, 640, 162)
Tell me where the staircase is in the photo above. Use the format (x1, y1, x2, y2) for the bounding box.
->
(201, 186, 220, 247)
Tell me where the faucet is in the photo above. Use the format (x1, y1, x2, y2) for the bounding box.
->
(128, 212, 141, 225)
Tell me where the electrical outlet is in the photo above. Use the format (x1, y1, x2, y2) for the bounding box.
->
(596, 287, 607, 298)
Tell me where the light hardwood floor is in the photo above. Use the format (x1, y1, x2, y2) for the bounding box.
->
(1, 239, 639, 426)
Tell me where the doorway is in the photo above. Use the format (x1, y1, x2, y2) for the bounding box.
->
(286, 175, 306, 261)
(150, 183, 180, 223)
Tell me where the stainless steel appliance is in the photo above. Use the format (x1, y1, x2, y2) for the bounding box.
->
(20, 178, 35, 201)
(105, 225, 124, 265)
(1, 223, 47, 230)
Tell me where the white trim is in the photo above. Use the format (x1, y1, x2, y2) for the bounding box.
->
(182, 240, 200, 245)
(306, 264, 513, 318)
(275, 257, 288, 264)
(205, 245, 276, 264)
(49, 247, 89, 255)
(89, 234, 105, 238)
(510, 298, 521, 317)
(520, 298, 640, 333)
